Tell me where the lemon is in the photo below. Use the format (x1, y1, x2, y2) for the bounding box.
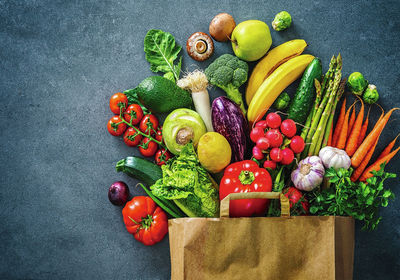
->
(197, 132, 232, 173)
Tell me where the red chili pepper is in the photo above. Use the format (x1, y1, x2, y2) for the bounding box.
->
(219, 160, 272, 217)
(122, 196, 168, 246)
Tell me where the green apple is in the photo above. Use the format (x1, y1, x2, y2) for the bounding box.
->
(231, 20, 272, 62)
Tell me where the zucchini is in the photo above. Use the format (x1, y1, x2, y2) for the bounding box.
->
(116, 156, 186, 217)
(116, 156, 162, 186)
(287, 58, 322, 124)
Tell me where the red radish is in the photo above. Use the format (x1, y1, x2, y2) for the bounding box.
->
(270, 148, 283, 162)
(266, 112, 281, 128)
(263, 160, 277, 170)
(252, 146, 264, 160)
(290, 136, 305, 154)
(280, 119, 297, 138)
(281, 148, 294, 165)
(250, 127, 264, 143)
(283, 187, 309, 215)
(265, 129, 283, 148)
(255, 120, 268, 130)
(256, 137, 270, 150)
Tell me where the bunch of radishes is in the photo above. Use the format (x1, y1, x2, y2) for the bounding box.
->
(250, 112, 305, 169)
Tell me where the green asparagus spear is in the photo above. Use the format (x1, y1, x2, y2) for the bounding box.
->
(309, 55, 342, 155)
(322, 79, 346, 148)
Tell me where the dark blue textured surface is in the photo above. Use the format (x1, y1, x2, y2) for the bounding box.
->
(1, 0, 400, 279)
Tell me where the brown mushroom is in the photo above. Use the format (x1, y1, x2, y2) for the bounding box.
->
(209, 13, 236, 42)
(186, 32, 214, 61)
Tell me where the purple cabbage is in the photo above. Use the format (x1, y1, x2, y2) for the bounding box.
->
(211, 96, 249, 162)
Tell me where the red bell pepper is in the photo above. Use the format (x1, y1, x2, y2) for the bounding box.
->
(122, 196, 168, 246)
(219, 160, 272, 217)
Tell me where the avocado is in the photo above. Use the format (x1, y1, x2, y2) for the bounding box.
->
(136, 76, 193, 113)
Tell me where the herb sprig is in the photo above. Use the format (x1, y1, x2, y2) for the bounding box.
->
(309, 164, 396, 230)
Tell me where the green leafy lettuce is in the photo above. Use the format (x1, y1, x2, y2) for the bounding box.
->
(144, 29, 182, 81)
(150, 143, 219, 218)
(309, 164, 396, 230)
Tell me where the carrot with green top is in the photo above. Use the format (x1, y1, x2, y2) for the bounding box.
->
(347, 105, 356, 138)
(346, 97, 364, 156)
(359, 146, 400, 182)
(336, 101, 356, 149)
(377, 133, 400, 160)
(327, 123, 333, 146)
(351, 108, 399, 168)
(332, 98, 346, 147)
(356, 106, 371, 148)
(350, 138, 379, 182)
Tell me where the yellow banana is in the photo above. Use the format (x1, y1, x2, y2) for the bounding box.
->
(247, 54, 315, 124)
(246, 39, 307, 105)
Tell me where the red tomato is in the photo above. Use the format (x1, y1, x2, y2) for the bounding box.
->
(122, 196, 168, 246)
(155, 149, 172, 166)
(140, 114, 159, 135)
(283, 187, 309, 216)
(124, 104, 144, 125)
(219, 160, 272, 217)
(155, 127, 163, 142)
(123, 127, 143, 147)
(107, 116, 127, 136)
(109, 92, 128, 114)
(139, 137, 158, 157)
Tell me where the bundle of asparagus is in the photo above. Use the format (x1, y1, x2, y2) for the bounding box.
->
(301, 54, 346, 157)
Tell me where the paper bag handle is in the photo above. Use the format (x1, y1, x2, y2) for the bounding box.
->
(220, 192, 290, 218)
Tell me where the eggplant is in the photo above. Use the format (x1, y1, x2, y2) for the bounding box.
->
(212, 96, 249, 162)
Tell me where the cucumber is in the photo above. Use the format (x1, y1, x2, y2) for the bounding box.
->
(116, 156, 162, 186)
(135, 76, 193, 113)
(287, 58, 322, 124)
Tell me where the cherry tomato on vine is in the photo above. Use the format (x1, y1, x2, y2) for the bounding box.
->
(124, 104, 143, 125)
(107, 116, 127, 136)
(139, 137, 158, 157)
(140, 114, 159, 135)
(123, 127, 143, 147)
(109, 92, 128, 114)
(155, 127, 163, 142)
(155, 149, 172, 166)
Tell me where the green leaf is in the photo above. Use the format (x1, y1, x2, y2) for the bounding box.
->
(310, 206, 319, 214)
(144, 29, 182, 81)
(123, 88, 150, 114)
(383, 190, 392, 198)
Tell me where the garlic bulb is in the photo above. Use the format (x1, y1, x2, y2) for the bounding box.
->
(319, 146, 351, 170)
(291, 156, 325, 191)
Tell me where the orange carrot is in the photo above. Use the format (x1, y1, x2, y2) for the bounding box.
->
(336, 102, 356, 149)
(356, 106, 371, 148)
(346, 97, 364, 156)
(332, 98, 346, 147)
(347, 106, 356, 138)
(351, 138, 379, 182)
(327, 122, 333, 146)
(377, 133, 400, 161)
(359, 146, 400, 182)
(351, 108, 399, 168)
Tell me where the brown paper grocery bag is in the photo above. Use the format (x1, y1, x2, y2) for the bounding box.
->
(168, 192, 354, 280)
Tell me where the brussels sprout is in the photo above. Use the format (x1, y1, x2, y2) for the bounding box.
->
(272, 11, 292, 31)
(363, 84, 379, 104)
(347, 72, 368, 95)
(273, 92, 290, 110)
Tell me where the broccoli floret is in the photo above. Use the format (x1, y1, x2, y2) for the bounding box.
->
(205, 54, 248, 114)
